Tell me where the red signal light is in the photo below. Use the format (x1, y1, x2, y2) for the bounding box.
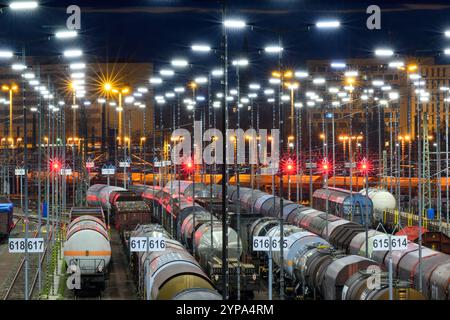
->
(50, 159, 61, 172)
(182, 158, 195, 174)
(283, 158, 296, 175)
(358, 158, 371, 175)
(319, 158, 332, 175)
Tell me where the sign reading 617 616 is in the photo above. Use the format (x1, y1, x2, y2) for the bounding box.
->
(129, 237, 166, 252)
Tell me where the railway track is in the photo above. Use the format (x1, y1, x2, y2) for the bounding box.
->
(2, 228, 53, 300)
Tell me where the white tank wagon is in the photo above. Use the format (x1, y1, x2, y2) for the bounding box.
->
(264, 224, 329, 278)
(130, 224, 221, 300)
(359, 188, 396, 222)
(64, 215, 111, 291)
(193, 222, 242, 264)
(86, 184, 126, 210)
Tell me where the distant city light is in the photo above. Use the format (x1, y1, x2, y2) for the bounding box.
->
(70, 62, 86, 70)
(150, 77, 163, 84)
(159, 69, 174, 77)
(194, 76, 208, 84)
(409, 73, 421, 80)
(344, 70, 358, 77)
(389, 91, 399, 100)
(124, 96, 135, 104)
(0, 50, 13, 58)
(211, 69, 223, 77)
(313, 78, 326, 85)
(316, 20, 340, 28)
(191, 44, 211, 52)
(372, 80, 384, 86)
(55, 30, 78, 39)
(330, 62, 346, 69)
(22, 72, 35, 79)
(9, 1, 38, 10)
(388, 61, 404, 68)
(63, 49, 83, 58)
(223, 19, 246, 29)
(264, 46, 283, 54)
(171, 59, 188, 67)
(328, 87, 339, 93)
(232, 59, 249, 66)
(375, 48, 394, 57)
(295, 71, 309, 78)
(269, 78, 281, 84)
(71, 72, 85, 79)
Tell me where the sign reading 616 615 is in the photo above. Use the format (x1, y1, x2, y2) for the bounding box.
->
(252, 236, 288, 251)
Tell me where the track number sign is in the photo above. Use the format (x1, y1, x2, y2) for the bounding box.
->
(130, 237, 166, 252)
(8, 238, 44, 253)
(102, 168, 115, 175)
(252, 236, 288, 251)
(371, 235, 408, 251)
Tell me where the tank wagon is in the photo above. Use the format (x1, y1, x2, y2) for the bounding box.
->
(134, 182, 258, 299)
(248, 217, 424, 300)
(63, 207, 111, 292)
(125, 223, 222, 300)
(87, 184, 151, 231)
(223, 185, 450, 300)
(313, 187, 373, 225)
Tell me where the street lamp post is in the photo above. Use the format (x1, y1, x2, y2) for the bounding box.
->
(2, 84, 18, 145)
(112, 86, 130, 188)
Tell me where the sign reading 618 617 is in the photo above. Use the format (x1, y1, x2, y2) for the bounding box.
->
(8, 238, 45, 253)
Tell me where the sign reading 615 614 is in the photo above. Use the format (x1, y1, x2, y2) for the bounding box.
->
(371, 235, 408, 251)
(8, 238, 44, 253)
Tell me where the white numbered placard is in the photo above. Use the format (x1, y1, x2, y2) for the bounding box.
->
(371, 235, 408, 251)
(102, 168, 115, 175)
(154, 161, 171, 168)
(60, 168, 72, 176)
(344, 162, 357, 168)
(129, 237, 166, 252)
(8, 238, 45, 253)
(252, 236, 289, 252)
(305, 163, 317, 169)
(15, 169, 26, 176)
(119, 162, 130, 168)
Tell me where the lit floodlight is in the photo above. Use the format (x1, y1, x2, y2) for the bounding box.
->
(316, 20, 340, 28)
(55, 30, 78, 39)
(223, 19, 246, 29)
(63, 49, 83, 58)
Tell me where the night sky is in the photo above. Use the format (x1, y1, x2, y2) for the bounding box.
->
(1, 0, 450, 67)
